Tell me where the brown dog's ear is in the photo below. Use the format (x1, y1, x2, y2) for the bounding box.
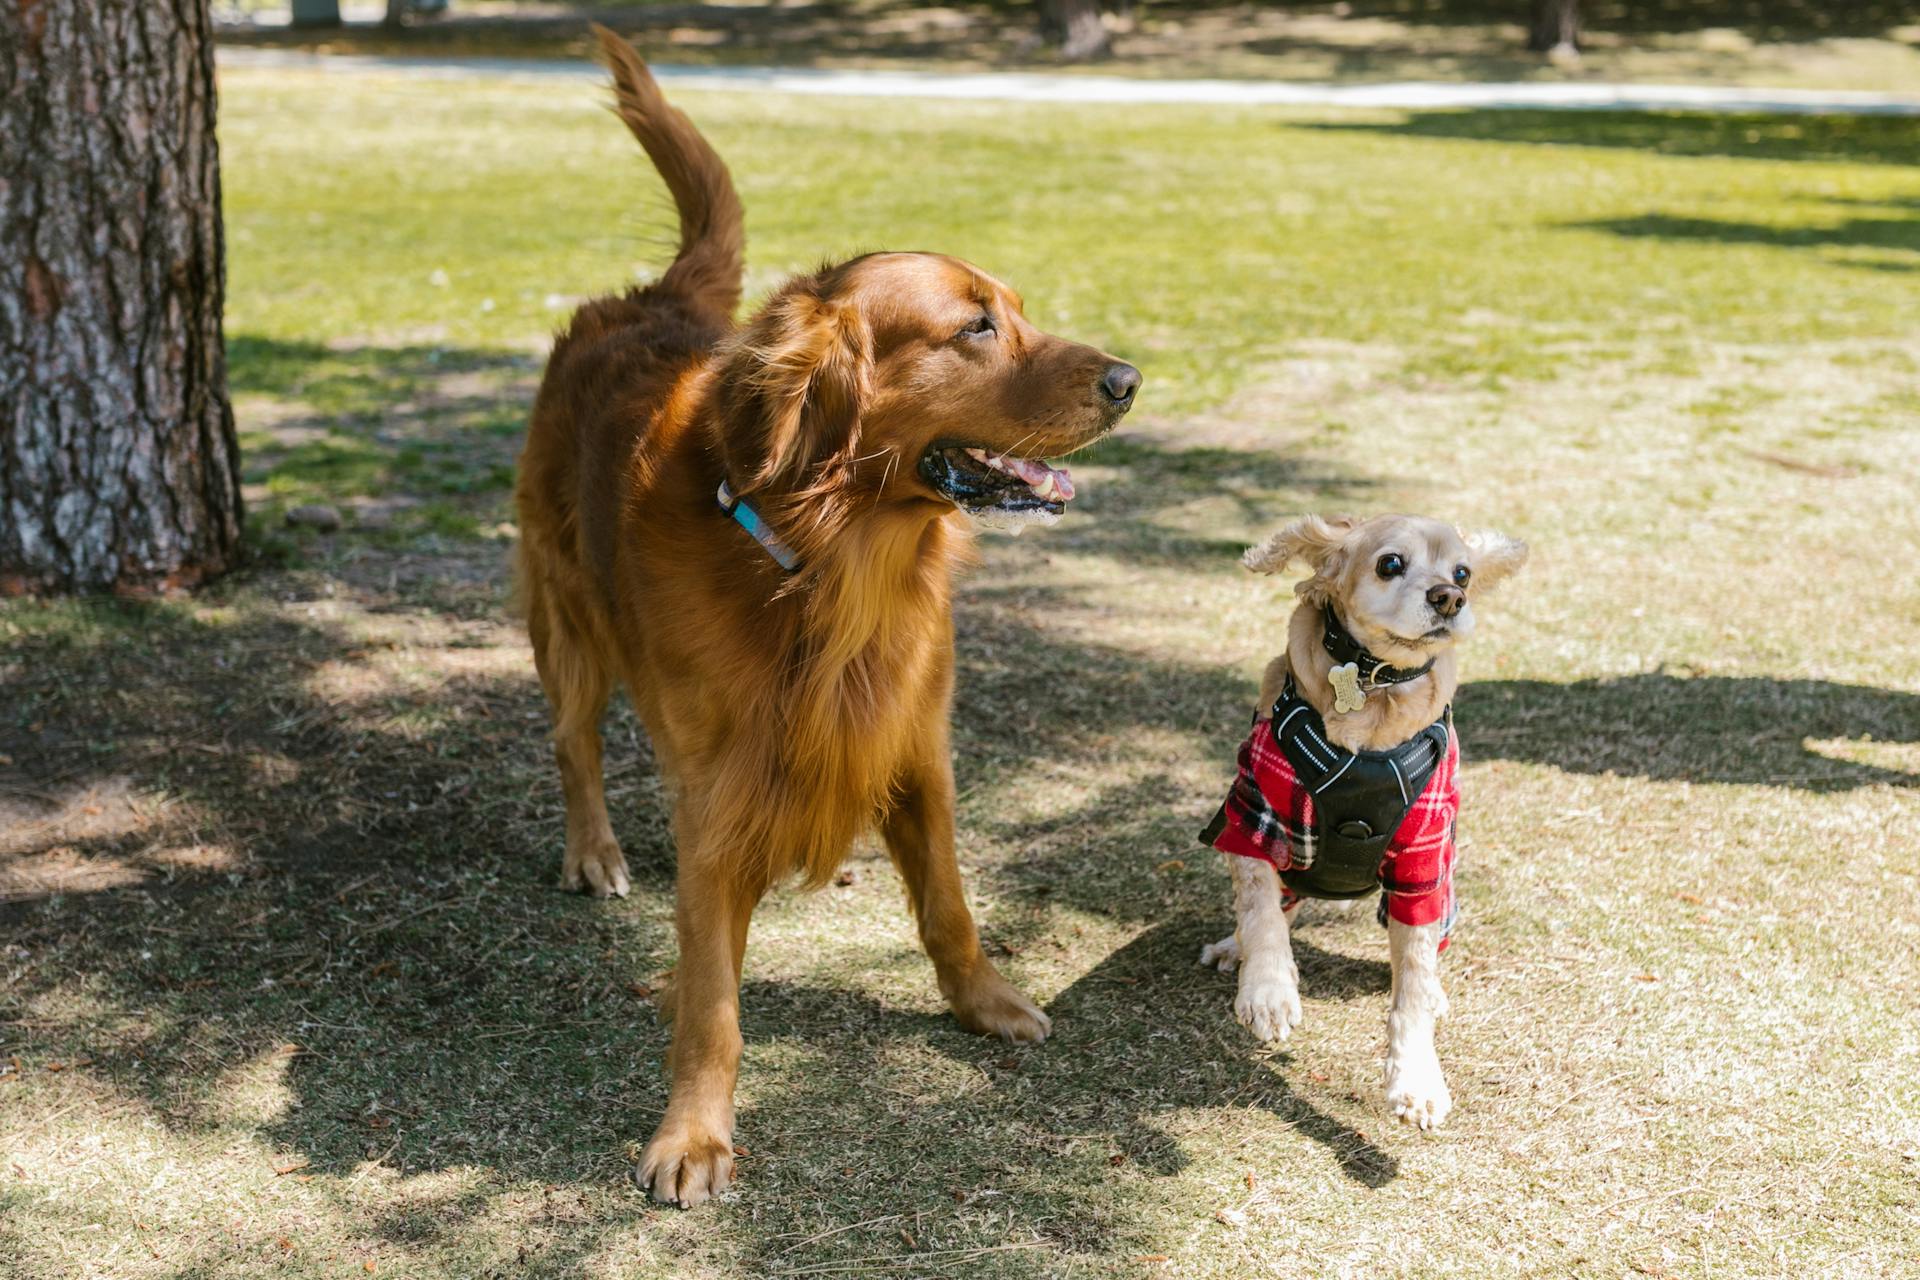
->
(717, 287, 871, 493)
(1243, 514, 1356, 581)
(1461, 528, 1530, 592)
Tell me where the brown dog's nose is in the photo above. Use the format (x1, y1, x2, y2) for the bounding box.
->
(1427, 583, 1465, 617)
(1101, 363, 1141, 406)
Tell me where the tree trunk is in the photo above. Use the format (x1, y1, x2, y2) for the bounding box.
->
(1, 0, 241, 595)
(383, 0, 407, 31)
(1527, 0, 1581, 53)
(1042, 0, 1109, 61)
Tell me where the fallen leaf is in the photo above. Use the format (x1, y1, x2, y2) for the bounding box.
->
(1155, 859, 1186, 873)
(1677, 893, 1704, 905)
(1634, 973, 1660, 983)
(833, 869, 857, 887)
(1108, 1153, 1126, 1166)
(277, 1238, 293, 1251)
(272, 1160, 309, 1176)
(732, 1144, 750, 1158)
(364, 1262, 377, 1274)
(626, 982, 652, 1000)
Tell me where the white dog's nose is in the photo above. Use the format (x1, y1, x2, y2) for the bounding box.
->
(1426, 583, 1465, 617)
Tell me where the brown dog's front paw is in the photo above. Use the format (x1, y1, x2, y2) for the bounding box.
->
(948, 970, 1052, 1043)
(561, 837, 631, 898)
(634, 1121, 735, 1208)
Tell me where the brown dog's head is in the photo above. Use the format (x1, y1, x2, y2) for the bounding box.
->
(713, 252, 1138, 528)
(1245, 514, 1529, 666)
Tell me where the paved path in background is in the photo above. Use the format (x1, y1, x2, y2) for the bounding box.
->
(218, 47, 1920, 116)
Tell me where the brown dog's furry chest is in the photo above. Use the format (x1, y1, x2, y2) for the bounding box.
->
(618, 497, 963, 886)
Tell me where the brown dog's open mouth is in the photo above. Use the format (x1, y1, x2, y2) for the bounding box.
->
(919, 445, 1076, 521)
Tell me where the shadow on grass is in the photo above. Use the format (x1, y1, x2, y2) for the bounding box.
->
(1305, 111, 1920, 167)
(1254, 0, 1920, 40)
(0, 594, 1387, 1272)
(218, 0, 1920, 81)
(229, 336, 541, 535)
(0, 363, 1388, 1272)
(1568, 205, 1920, 272)
(1463, 673, 1920, 791)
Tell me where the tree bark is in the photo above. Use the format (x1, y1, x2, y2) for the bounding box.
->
(1042, 0, 1109, 61)
(1527, 0, 1581, 53)
(0, 0, 241, 595)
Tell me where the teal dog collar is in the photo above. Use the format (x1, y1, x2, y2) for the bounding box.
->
(717, 481, 800, 573)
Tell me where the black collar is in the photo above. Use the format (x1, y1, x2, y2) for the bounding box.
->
(1321, 606, 1436, 689)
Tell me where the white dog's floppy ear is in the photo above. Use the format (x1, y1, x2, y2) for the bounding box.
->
(1461, 528, 1530, 592)
(1243, 514, 1355, 575)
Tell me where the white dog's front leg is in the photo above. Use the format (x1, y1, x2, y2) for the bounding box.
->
(1384, 916, 1452, 1129)
(1218, 855, 1302, 1043)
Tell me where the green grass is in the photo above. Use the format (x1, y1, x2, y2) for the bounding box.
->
(3, 66, 1919, 1279)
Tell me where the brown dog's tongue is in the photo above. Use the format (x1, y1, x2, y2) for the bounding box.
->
(964, 449, 1077, 502)
(1003, 455, 1075, 502)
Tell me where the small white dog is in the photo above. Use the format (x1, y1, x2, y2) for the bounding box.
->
(1198, 514, 1527, 1129)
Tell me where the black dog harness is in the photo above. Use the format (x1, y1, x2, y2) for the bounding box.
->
(1201, 678, 1453, 902)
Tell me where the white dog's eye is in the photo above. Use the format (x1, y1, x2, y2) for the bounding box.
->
(1453, 564, 1471, 587)
(1376, 553, 1406, 578)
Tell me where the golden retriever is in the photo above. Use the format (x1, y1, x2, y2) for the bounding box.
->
(514, 28, 1139, 1207)
(1198, 515, 1526, 1128)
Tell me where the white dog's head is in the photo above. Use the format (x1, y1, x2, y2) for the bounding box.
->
(1244, 514, 1528, 668)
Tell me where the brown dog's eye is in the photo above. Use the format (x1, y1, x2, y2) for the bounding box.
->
(1453, 564, 1471, 587)
(1376, 553, 1406, 579)
(958, 313, 996, 339)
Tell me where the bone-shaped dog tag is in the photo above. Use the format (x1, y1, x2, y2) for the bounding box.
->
(1329, 662, 1366, 714)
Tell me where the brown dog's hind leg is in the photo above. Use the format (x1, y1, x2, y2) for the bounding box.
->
(637, 834, 767, 1208)
(527, 585, 631, 898)
(881, 752, 1051, 1044)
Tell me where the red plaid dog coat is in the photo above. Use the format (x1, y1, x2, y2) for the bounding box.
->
(1202, 683, 1461, 948)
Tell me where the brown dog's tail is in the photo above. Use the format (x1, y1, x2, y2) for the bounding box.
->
(593, 24, 745, 317)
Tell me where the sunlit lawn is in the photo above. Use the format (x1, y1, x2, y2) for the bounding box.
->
(2, 66, 1917, 1279)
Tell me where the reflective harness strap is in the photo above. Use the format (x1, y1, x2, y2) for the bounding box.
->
(1267, 678, 1451, 899)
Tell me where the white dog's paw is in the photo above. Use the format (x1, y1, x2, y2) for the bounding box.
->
(1198, 934, 1241, 972)
(1385, 1055, 1453, 1130)
(1233, 969, 1302, 1043)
